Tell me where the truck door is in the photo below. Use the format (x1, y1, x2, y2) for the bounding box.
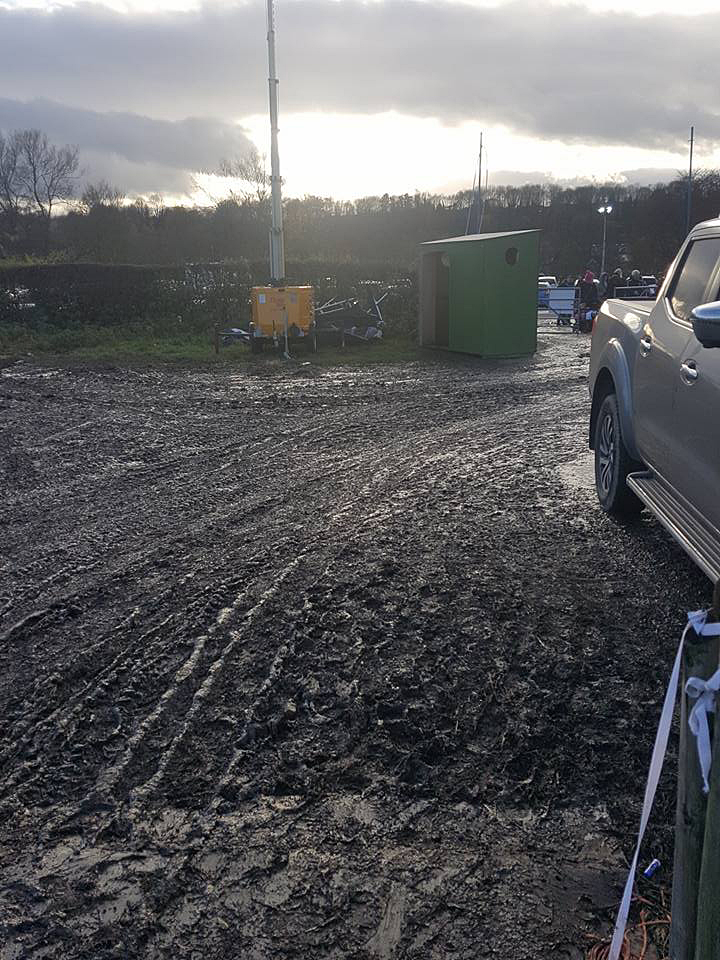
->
(633, 238, 720, 481)
(671, 251, 720, 534)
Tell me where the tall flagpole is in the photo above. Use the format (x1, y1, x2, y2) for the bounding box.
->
(478, 161, 488, 232)
(266, 0, 285, 282)
(685, 125, 694, 237)
(475, 131, 483, 233)
(465, 164, 477, 235)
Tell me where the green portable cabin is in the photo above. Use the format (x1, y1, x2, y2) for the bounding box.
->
(418, 229, 540, 357)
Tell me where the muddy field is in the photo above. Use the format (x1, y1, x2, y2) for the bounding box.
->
(0, 333, 711, 959)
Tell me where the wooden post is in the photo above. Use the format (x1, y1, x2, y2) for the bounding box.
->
(671, 625, 718, 959)
(214, 321, 220, 356)
(692, 581, 720, 960)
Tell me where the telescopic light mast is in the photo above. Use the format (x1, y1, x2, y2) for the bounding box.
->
(266, 0, 285, 282)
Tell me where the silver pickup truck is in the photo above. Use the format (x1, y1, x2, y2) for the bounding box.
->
(589, 219, 720, 582)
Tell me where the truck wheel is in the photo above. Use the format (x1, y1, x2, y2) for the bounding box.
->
(594, 393, 643, 518)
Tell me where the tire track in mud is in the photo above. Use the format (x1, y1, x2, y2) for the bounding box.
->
(0, 408, 386, 627)
(0, 559, 102, 623)
(3, 378, 509, 625)
(2, 372, 579, 768)
(107, 422, 503, 952)
(0, 375, 565, 810)
(0, 614, 178, 798)
(5, 340, 655, 960)
(98, 551, 309, 801)
(117, 527, 381, 803)
(0, 548, 291, 807)
(2, 482, 355, 809)
(104, 545, 389, 954)
(23, 403, 510, 818)
(138, 406, 532, 809)
(1, 424, 363, 648)
(222, 401, 581, 812)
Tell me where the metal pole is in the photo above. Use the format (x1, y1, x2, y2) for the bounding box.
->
(600, 209, 607, 276)
(478, 160, 488, 232)
(464, 164, 476, 235)
(685, 125, 694, 237)
(266, 0, 285, 282)
(475, 131, 483, 233)
(283, 308, 291, 359)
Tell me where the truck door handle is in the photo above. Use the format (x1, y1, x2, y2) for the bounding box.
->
(681, 360, 699, 383)
(640, 336, 652, 355)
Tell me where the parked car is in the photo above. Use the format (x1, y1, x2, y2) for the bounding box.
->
(588, 219, 720, 581)
(538, 275, 558, 287)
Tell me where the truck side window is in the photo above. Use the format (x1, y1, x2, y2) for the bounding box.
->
(668, 238, 720, 322)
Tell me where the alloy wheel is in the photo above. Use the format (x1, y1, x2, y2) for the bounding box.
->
(597, 411, 616, 497)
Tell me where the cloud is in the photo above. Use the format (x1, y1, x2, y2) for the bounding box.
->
(0, 97, 254, 196)
(487, 170, 557, 187)
(435, 166, 685, 193)
(618, 167, 684, 186)
(486, 168, 687, 187)
(0, 0, 718, 153)
(79, 149, 199, 196)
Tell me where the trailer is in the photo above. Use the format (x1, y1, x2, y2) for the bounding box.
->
(248, 285, 315, 353)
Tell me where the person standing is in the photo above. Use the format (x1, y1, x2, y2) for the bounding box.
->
(625, 269, 642, 289)
(575, 270, 600, 332)
(606, 268, 624, 298)
(579, 270, 600, 309)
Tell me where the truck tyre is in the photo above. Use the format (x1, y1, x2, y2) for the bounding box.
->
(594, 392, 643, 518)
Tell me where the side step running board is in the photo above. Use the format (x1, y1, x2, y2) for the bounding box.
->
(627, 471, 720, 583)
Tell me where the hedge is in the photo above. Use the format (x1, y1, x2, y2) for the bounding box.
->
(0, 261, 252, 328)
(0, 259, 416, 333)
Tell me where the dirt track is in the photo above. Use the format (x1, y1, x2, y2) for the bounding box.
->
(0, 333, 711, 959)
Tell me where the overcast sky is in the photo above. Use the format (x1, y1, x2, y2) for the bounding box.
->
(0, 0, 716, 199)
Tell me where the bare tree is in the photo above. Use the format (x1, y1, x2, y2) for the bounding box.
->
(219, 147, 270, 204)
(13, 129, 80, 222)
(80, 179, 125, 212)
(146, 192, 165, 218)
(0, 132, 22, 229)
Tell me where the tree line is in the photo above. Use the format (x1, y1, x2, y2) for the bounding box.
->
(1, 128, 718, 279)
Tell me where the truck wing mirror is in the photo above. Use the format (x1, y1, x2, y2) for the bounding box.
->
(691, 301, 720, 349)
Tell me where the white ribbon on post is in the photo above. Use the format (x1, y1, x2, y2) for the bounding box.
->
(608, 609, 720, 960)
(685, 608, 720, 795)
(686, 668, 720, 794)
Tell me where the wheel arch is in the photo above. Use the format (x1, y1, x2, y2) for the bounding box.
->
(589, 369, 615, 450)
(589, 340, 640, 460)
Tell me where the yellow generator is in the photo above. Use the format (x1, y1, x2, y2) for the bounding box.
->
(250, 286, 315, 352)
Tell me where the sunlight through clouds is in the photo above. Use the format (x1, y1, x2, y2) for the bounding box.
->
(237, 112, 709, 200)
(1, 0, 717, 198)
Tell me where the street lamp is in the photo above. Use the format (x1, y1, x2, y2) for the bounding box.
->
(597, 202, 613, 276)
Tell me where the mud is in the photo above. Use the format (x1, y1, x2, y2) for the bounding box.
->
(0, 333, 711, 959)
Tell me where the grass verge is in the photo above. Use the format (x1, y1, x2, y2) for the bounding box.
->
(0, 322, 424, 370)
